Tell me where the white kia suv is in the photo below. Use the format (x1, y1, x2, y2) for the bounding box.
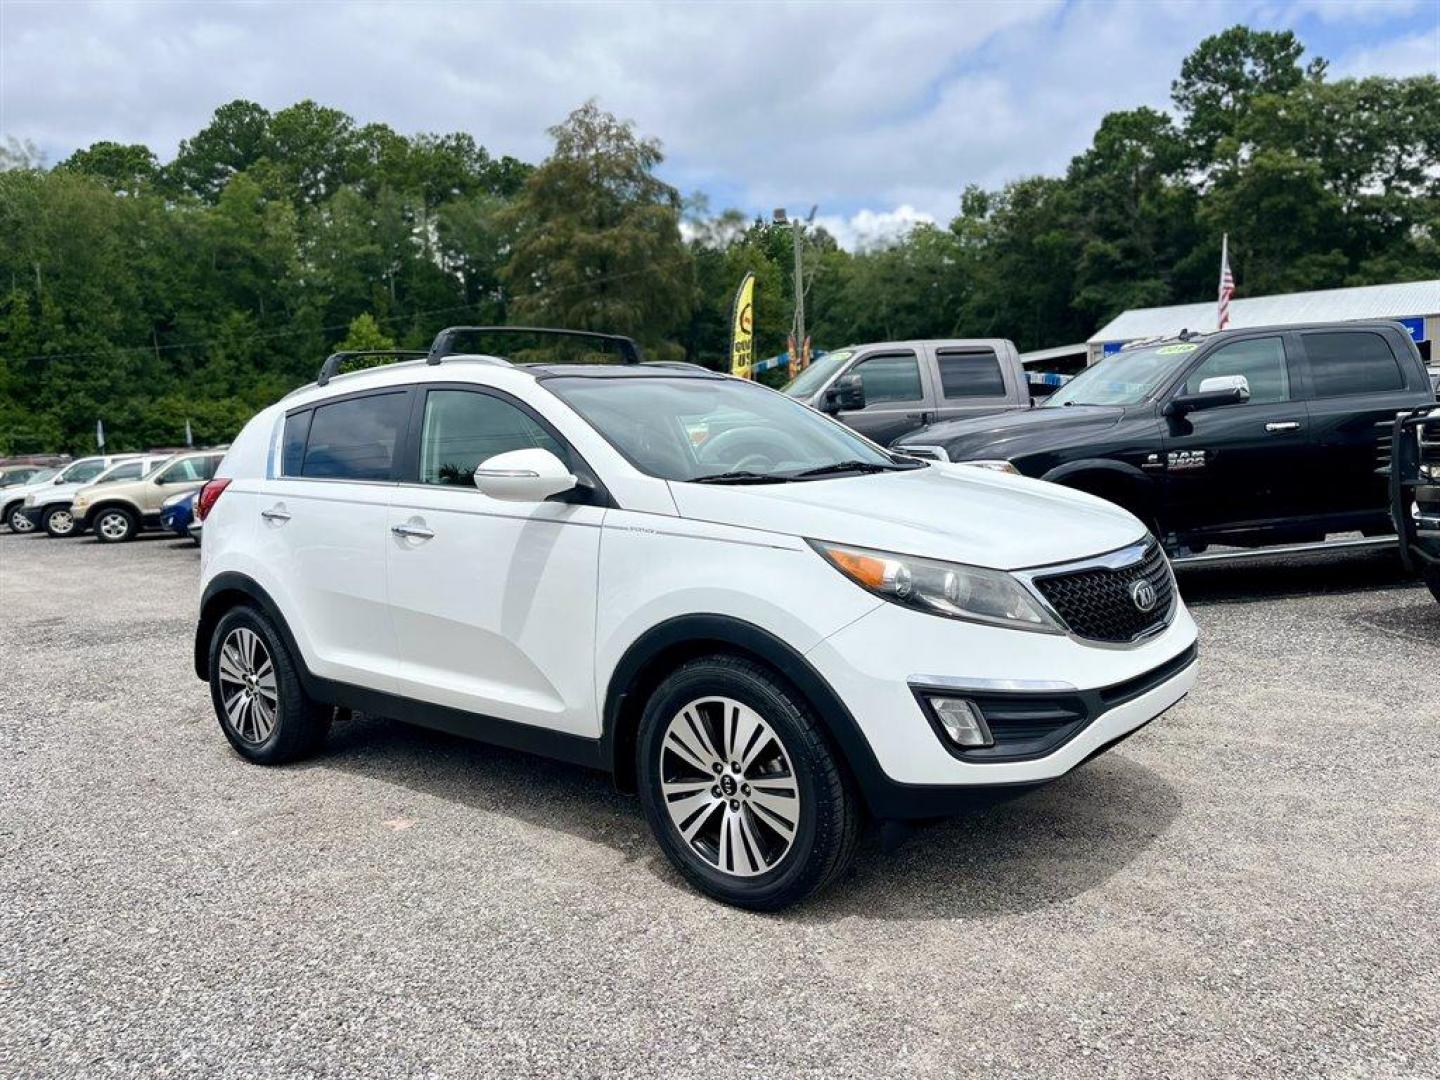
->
(193, 328, 1199, 909)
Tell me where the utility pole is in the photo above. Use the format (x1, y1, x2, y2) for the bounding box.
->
(773, 205, 818, 361)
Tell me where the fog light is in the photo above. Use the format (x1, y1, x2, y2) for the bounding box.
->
(928, 696, 993, 748)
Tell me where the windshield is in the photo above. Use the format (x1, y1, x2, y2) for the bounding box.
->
(782, 349, 854, 399)
(1043, 343, 1200, 407)
(546, 375, 911, 483)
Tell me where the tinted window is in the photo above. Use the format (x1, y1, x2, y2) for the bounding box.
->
(63, 460, 107, 483)
(1183, 337, 1290, 405)
(282, 410, 312, 476)
(301, 392, 409, 481)
(937, 349, 1006, 399)
(420, 390, 566, 486)
(1303, 332, 1404, 398)
(853, 353, 922, 404)
(101, 462, 145, 482)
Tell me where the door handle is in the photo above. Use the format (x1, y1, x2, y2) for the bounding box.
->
(905, 411, 935, 423)
(260, 506, 291, 522)
(391, 523, 435, 540)
(1265, 421, 1301, 434)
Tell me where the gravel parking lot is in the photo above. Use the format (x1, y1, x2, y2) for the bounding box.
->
(1, 530, 1436, 1078)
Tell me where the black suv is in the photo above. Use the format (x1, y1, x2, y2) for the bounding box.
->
(895, 321, 1436, 553)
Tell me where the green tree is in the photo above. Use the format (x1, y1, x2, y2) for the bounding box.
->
(503, 101, 693, 354)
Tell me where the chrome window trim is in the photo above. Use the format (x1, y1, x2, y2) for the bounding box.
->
(908, 674, 1077, 693)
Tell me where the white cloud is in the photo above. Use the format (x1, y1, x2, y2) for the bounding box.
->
(1, 0, 1434, 228)
(1333, 29, 1440, 76)
(814, 205, 936, 252)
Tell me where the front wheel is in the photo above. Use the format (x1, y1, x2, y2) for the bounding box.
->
(636, 656, 860, 911)
(93, 507, 137, 543)
(42, 506, 77, 538)
(207, 606, 331, 764)
(4, 503, 31, 533)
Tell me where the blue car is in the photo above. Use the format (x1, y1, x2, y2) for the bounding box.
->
(160, 489, 200, 543)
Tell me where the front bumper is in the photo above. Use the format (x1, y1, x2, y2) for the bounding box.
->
(804, 596, 1199, 817)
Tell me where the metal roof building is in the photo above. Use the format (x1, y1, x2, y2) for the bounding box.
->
(1087, 280, 1440, 365)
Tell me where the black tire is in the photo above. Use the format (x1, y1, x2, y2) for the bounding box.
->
(4, 502, 31, 533)
(1424, 563, 1440, 605)
(636, 655, 860, 911)
(207, 605, 330, 765)
(93, 506, 137, 543)
(42, 505, 77, 538)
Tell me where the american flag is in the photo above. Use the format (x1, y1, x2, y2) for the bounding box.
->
(1218, 233, 1234, 330)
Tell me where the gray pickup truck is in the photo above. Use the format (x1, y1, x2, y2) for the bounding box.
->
(782, 338, 1030, 444)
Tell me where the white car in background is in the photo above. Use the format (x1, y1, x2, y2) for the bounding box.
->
(1, 467, 61, 532)
(193, 327, 1199, 910)
(20, 455, 167, 537)
(3, 459, 124, 533)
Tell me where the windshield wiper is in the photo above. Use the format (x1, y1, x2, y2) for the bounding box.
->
(789, 460, 913, 479)
(690, 470, 789, 485)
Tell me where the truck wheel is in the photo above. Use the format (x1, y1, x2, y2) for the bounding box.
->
(636, 655, 860, 911)
(42, 506, 77, 538)
(1424, 563, 1440, 605)
(94, 507, 137, 543)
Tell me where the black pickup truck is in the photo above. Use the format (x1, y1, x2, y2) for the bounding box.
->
(894, 321, 1437, 553)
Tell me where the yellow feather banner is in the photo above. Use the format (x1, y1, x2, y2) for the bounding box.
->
(729, 271, 755, 379)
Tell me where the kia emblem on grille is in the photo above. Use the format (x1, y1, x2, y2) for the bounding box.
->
(1130, 579, 1158, 613)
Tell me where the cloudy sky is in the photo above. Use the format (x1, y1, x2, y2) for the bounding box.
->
(2, 0, 1436, 248)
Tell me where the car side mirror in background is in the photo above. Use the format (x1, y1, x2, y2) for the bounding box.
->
(822, 373, 866, 414)
(1165, 374, 1251, 417)
(474, 448, 578, 502)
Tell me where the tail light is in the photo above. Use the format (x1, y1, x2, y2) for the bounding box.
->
(195, 477, 231, 522)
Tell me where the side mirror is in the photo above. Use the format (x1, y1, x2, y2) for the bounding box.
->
(822, 373, 866, 414)
(474, 448, 578, 502)
(1165, 375, 1251, 417)
(1198, 374, 1250, 398)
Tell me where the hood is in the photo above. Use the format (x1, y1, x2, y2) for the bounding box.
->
(667, 463, 1146, 570)
(897, 404, 1124, 459)
(32, 480, 87, 504)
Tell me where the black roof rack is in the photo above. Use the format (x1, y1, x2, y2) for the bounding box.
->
(317, 350, 427, 387)
(427, 326, 643, 365)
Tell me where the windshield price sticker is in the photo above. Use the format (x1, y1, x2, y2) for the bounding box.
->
(1155, 343, 1199, 355)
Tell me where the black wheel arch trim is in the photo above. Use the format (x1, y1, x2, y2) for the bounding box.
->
(1041, 457, 1154, 489)
(599, 613, 908, 817)
(81, 499, 141, 528)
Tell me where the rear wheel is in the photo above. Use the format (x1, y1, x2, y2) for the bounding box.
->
(636, 656, 860, 911)
(42, 506, 77, 538)
(93, 507, 137, 543)
(208, 606, 330, 764)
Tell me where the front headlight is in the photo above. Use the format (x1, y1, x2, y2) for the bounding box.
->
(959, 459, 1019, 475)
(808, 540, 1062, 633)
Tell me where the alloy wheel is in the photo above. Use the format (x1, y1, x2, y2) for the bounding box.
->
(9, 509, 32, 532)
(217, 627, 279, 744)
(659, 696, 801, 878)
(47, 510, 74, 535)
(97, 511, 130, 541)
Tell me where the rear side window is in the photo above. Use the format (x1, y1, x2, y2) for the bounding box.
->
(282, 410, 312, 476)
(1303, 332, 1404, 398)
(157, 457, 216, 484)
(295, 392, 409, 481)
(419, 389, 567, 486)
(852, 352, 923, 403)
(937, 349, 1007, 399)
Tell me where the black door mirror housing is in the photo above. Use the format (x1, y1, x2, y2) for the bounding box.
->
(1164, 386, 1248, 417)
(822, 373, 866, 414)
